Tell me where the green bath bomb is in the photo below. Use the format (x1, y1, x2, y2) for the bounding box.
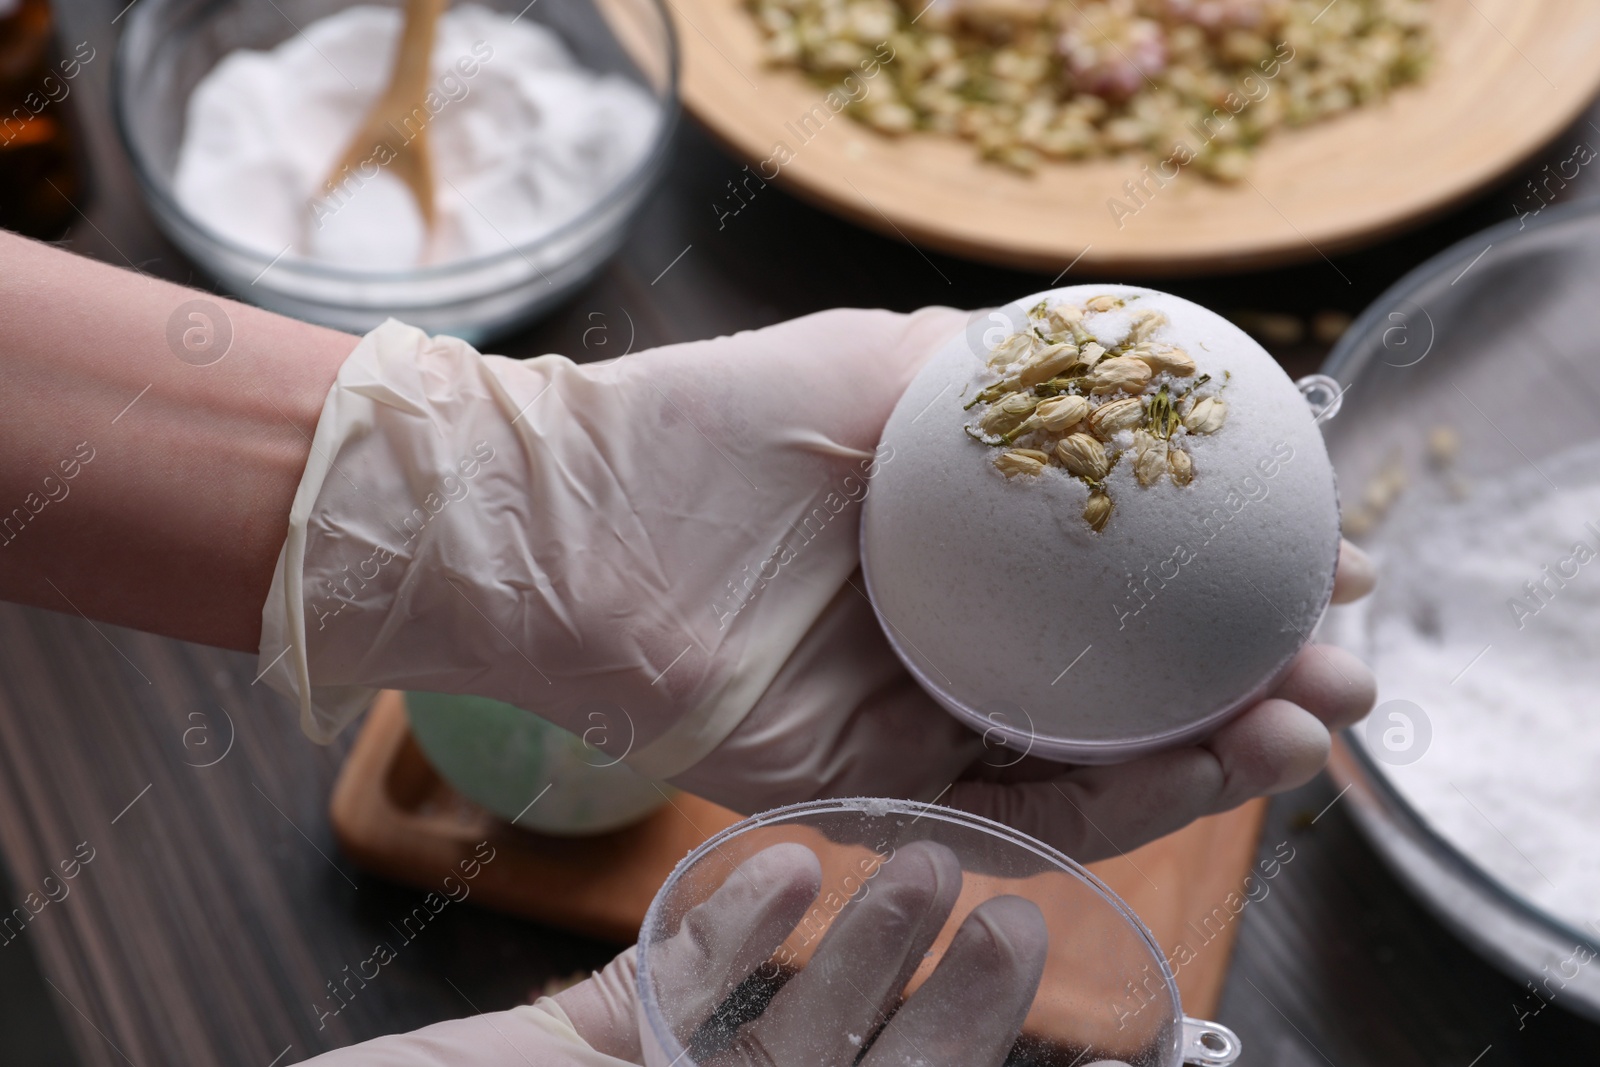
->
(405, 691, 667, 836)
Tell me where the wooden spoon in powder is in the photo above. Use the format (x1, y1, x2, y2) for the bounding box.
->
(321, 0, 448, 229)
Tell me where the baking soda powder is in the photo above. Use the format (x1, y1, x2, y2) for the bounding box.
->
(1331, 439, 1600, 929)
(174, 4, 658, 270)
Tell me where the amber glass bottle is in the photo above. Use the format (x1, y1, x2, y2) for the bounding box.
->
(0, 0, 83, 238)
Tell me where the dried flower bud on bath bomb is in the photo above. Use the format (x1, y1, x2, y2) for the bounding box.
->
(861, 285, 1341, 763)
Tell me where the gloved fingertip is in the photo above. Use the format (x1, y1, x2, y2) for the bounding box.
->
(1279, 644, 1376, 731)
(959, 895, 1049, 980)
(883, 839, 965, 914)
(1332, 540, 1376, 603)
(1208, 699, 1330, 807)
(743, 840, 825, 895)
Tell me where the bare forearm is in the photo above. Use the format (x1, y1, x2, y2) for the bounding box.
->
(0, 231, 353, 651)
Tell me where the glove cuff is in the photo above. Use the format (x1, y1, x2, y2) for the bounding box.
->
(257, 321, 410, 741)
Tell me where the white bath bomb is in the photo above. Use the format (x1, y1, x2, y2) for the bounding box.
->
(861, 285, 1340, 763)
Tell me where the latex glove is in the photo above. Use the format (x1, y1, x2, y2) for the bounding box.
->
(260, 311, 1377, 860)
(294, 841, 1060, 1066)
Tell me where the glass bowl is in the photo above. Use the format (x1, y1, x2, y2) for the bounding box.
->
(635, 799, 1242, 1067)
(1319, 199, 1600, 1022)
(114, 0, 678, 342)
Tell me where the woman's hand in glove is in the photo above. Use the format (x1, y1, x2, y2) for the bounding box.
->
(261, 310, 1377, 862)
(296, 842, 1065, 1067)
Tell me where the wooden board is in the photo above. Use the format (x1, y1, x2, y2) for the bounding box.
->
(665, 0, 1600, 274)
(331, 691, 1266, 1018)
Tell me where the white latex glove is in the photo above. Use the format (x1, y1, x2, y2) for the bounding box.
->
(260, 311, 1376, 860)
(295, 841, 1066, 1067)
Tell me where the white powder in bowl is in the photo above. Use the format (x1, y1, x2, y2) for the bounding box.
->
(172, 4, 659, 270)
(1327, 438, 1600, 929)
(862, 285, 1340, 762)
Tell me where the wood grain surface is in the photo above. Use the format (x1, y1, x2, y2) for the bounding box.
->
(3, 1, 1600, 1064)
(672, 0, 1600, 273)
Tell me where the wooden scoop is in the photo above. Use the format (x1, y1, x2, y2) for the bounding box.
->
(322, 0, 448, 227)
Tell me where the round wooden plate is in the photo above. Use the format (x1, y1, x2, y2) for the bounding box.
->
(668, 0, 1600, 273)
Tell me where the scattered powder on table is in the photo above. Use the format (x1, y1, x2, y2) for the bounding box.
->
(173, 4, 658, 270)
(1327, 437, 1600, 929)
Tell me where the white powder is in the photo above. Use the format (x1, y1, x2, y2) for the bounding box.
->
(173, 4, 658, 270)
(1329, 439, 1600, 928)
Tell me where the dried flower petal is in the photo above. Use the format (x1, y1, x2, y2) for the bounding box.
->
(1086, 294, 1125, 312)
(995, 449, 1050, 477)
(1055, 433, 1109, 480)
(1088, 396, 1143, 438)
(1088, 356, 1153, 395)
(1084, 491, 1113, 532)
(1183, 396, 1228, 434)
(1035, 394, 1092, 432)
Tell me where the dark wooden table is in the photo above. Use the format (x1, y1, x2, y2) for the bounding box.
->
(4, 1, 1600, 1064)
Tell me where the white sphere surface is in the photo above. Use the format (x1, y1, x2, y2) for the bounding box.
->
(862, 285, 1340, 762)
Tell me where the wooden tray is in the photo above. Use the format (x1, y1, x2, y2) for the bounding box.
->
(331, 690, 1266, 1018)
(665, 0, 1600, 274)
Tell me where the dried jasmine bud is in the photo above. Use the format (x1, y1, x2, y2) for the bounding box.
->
(1084, 491, 1113, 532)
(1088, 396, 1144, 439)
(1016, 342, 1081, 387)
(1126, 309, 1169, 344)
(1168, 447, 1194, 486)
(1088, 356, 1154, 395)
(1056, 433, 1110, 481)
(980, 392, 1041, 435)
(1126, 341, 1195, 377)
(1132, 430, 1167, 487)
(986, 332, 1034, 369)
(1035, 394, 1092, 432)
(1047, 304, 1095, 345)
(995, 449, 1050, 477)
(1184, 396, 1228, 434)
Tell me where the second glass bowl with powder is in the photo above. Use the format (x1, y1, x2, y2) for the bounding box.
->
(1320, 199, 1600, 1021)
(116, 0, 677, 340)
